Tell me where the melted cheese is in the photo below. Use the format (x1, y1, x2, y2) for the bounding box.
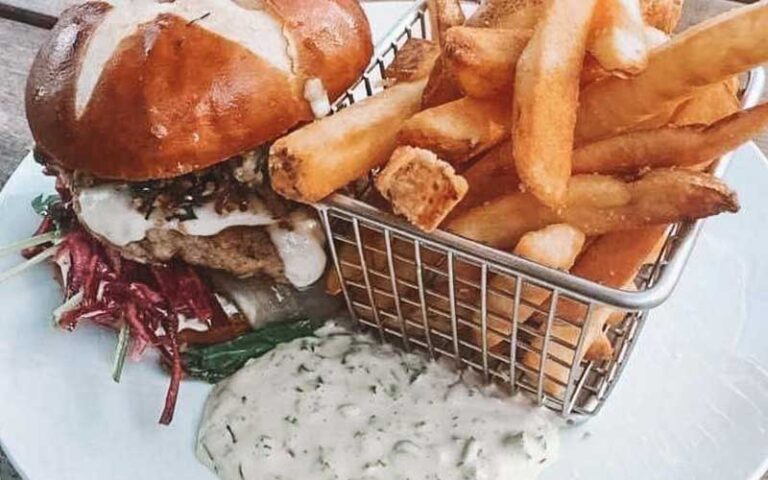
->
(76, 0, 293, 117)
(268, 211, 327, 289)
(76, 184, 276, 246)
(76, 184, 327, 288)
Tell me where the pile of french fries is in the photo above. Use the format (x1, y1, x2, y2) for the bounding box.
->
(269, 0, 768, 396)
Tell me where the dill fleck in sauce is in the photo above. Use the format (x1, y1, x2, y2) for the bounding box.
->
(197, 324, 559, 480)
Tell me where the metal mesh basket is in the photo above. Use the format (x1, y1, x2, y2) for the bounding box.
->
(313, 0, 766, 417)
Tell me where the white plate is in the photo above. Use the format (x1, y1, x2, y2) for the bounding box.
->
(3, 144, 768, 480)
(2, 4, 768, 478)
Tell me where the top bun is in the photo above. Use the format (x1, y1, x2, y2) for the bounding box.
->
(26, 0, 372, 180)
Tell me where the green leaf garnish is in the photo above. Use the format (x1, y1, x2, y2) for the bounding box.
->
(182, 319, 319, 383)
(31, 194, 60, 217)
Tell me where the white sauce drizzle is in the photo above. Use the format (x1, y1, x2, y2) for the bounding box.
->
(75, 0, 292, 117)
(197, 324, 560, 480)
(267, 211, 327, 289)
(76, 184, 276, 246)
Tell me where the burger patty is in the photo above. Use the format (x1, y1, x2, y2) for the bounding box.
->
(63, 156, 300, 283)
(71, 192, 288, 281)
(118, 226, 286, 281)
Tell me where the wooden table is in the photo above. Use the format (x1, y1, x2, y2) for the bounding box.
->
(0, 1, 765, 479)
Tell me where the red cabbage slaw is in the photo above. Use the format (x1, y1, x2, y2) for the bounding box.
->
(32, 212, 232, 424)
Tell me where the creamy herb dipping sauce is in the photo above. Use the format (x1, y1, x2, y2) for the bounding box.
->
(197, 324, 559, 480)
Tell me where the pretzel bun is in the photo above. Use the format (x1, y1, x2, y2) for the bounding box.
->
(26, 0, 372, 180)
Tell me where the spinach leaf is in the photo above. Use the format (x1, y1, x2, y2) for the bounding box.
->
(182, 319, 319, 383)
(31, 193, 71, 233)
(31, 193, 61, 217)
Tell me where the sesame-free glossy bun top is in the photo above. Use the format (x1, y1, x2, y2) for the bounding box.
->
(26, 0, 372, 180)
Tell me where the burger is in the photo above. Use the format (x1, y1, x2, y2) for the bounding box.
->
(23, 0, 372, 423)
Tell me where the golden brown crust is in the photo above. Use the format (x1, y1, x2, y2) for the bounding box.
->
(465, 0, 681, 32)
(427, 0, 466, 45)
(465, 0, 544, 29)
(26, 1, 372, 181)
(641, 0, 684, 33)
(25, 2, 113, 171)
(269, 80, 427, 203)
(375, 146, 468, 232)
(397, 96, 511, 165)
(263, 0, 373, 99)
(421, 55, 464, 108)
(443, 26, 532, 99)
(383, 38, 441, 85)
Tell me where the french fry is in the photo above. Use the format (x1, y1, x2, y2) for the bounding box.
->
(522, 226, 668, 395)
(523, 313, 618, 395)
(445, 194, 556, 249)
(565, 174, 631, 208)
(398, 97, 511, 165)
(582, 25, 669, 86)
(513, 0, 599, 207)
(571, 226, 667, 287)
(669, 77, 740, 126)
(580, 55, 611, 87)
(427, 0, 466, 46)
(514, 223, 586, 271)
(269, 79, 427, 203)
(444, 23, 667, 97)
(270, 0, 761, 407)
(588, 0, 650, 74)
(325, 268, 342, 295)
(483, 224, 586, 347)
(333, 219, 457, 341)
(561, 169, 738, 235)
(615, 76, 741, 134)
(446, 169, 738, 249)
(324, 190, 397, 297)
(383, 38, 441, 86)
(585, 330, 614, 360)
(576, 2, 768, 142)
(465, 0, 544, 29)
(641, 0, 683, 33)
(573, 102, 768, 175)
(643, 24, 669, 46)
(443, 27, 533, 99)
(463, 0, 678, 31)
(453, 140, 519, 215)
(421, 56, 464, 108)
(514, 224, 586, 270)
(329, 229, 429, 335)
(376, 146, 468, 232)
(552, 225, 667, 355)
(421, 0, 466, 109)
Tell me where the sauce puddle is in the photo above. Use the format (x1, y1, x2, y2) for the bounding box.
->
(197, 323, 560, 480)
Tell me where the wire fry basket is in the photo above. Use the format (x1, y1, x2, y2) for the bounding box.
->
(313, 0, 766, 417)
